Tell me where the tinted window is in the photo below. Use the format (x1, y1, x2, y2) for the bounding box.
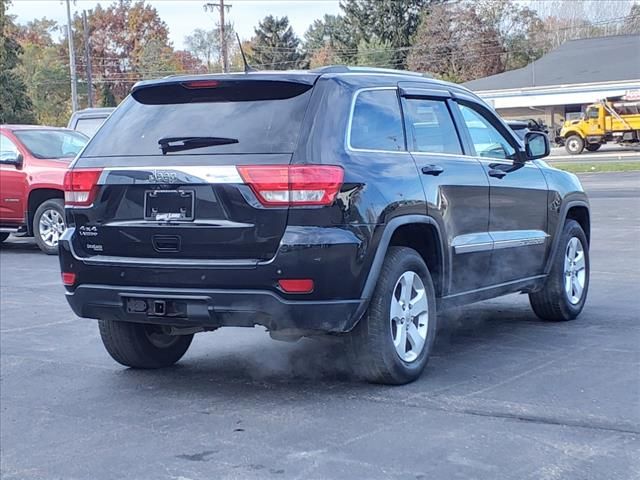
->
(74, 117, 107, 137)
(82, 83, 313, 157)
(13, 130, 88, 159)
(0, 133, 20, 162)
(402, 98, 462, 154)
(349, 90, 404, 151)
(458, 104, 516, 159)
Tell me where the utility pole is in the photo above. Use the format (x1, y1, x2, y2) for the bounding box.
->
(82, 11, 93, 108)
(65, 0, 79, 112)
(204, 1, 231, 73)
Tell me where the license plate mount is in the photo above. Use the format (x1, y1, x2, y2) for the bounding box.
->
(144, 190, 194, 221)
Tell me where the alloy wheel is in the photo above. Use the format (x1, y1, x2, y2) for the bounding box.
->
(38, 209, 65, 248)
(389, 271, 429, 363)
(564, 237, 586, 305)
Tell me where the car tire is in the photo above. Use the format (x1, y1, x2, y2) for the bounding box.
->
(98, 320, 194, 369)
(529, 220, 589, 321)
(33, 198, 66, 255)
(348, 247, 437, 385)
(565, 135, 584, 155)
(585, 143, 601, 152)
(0, 232, 9, 243)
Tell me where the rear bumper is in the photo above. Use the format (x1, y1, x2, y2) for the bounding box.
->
(59, 224, 377, 333)
(65, 284, 362, 333)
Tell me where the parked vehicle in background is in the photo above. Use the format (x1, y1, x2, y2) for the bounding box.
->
(60, 67, 590, 384)
(560, 99, 640, 154)
(67, 108, 115, 137)
(507, 119, 549, 140)
(0, 125, 88, 254)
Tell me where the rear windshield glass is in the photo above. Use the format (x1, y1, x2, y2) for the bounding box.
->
(82, 81, 314, 157)
(13, 129, 88, 159)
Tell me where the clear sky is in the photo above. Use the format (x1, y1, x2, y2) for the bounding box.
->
(7, 0, 342, 48)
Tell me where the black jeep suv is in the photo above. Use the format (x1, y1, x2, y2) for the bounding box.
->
(59, 67, 590, 384)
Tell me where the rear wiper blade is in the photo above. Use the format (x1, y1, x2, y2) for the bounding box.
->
(158, 136, 238, 154)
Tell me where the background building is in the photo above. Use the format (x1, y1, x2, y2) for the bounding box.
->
(464, 34, 640, 132)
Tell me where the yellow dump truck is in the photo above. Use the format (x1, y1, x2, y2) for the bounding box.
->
(560, 99, 640, 154)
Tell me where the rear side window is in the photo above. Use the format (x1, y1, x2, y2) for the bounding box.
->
(74, 117, 106, 137)
(81, 80, 314, 157)
(349, 90, 405, 151)
(402, 98, 462, 154)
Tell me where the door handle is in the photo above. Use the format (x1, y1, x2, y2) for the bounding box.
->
(421, 165, 444, 176)
(488, 169, 507, 179)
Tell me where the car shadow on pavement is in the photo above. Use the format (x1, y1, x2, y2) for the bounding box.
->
(106, 301, 552, 398)
(0, 238, 40, 253)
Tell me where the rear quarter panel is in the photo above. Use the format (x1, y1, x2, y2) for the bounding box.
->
(291, 76, 427, 300)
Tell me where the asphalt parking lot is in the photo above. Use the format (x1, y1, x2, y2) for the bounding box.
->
(1, 172, 639, 480)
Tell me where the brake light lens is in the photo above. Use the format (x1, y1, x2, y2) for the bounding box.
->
(64, 168, 103, 206)
(237, 165, 344, 207)
(181, 80, 220, 89)
(61, 272, 76, 286)
(278, 279, 314, 294)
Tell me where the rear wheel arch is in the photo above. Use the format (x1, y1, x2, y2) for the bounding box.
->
(387, 223, 445, 298)
(27, 188, 64, 235)
(350, 216, 447, 327)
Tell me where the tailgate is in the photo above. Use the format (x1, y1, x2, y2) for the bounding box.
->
(67, 77, 316, 262)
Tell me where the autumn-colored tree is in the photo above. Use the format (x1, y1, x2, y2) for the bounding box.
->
(69, 0, 173, 101)
(308, 45, 339, 68)
(408, 3, 504, 82)
(173, 50, 207, 74)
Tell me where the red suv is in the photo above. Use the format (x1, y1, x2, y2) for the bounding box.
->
(0, 125, 88, 254)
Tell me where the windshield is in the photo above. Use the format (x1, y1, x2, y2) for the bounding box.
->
(13, 129, 88, 159)
(82, 82, 314, 157)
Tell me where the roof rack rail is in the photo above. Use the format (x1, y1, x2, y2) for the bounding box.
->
(311, 65, 429, 77)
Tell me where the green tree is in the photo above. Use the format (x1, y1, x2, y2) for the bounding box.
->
(0, 0, 35, 123)
(247, 15, 305, 70)
(18, 42, 70, 125)
(303, 14, 355, 63)
(356, 37, 394, 67)
(99, 83, 116, 107)
(340, 0, 441, 69)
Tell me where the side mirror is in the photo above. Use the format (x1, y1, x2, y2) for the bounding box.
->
(0, 152, 23, 168)
(524, 131, 549, 160)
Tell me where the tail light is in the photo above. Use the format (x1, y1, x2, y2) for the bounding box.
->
(278, 279, 314, 294)
(64, 168, 103, 207)
(237, 165, 344, 207)
(61, 272, 76, 286)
